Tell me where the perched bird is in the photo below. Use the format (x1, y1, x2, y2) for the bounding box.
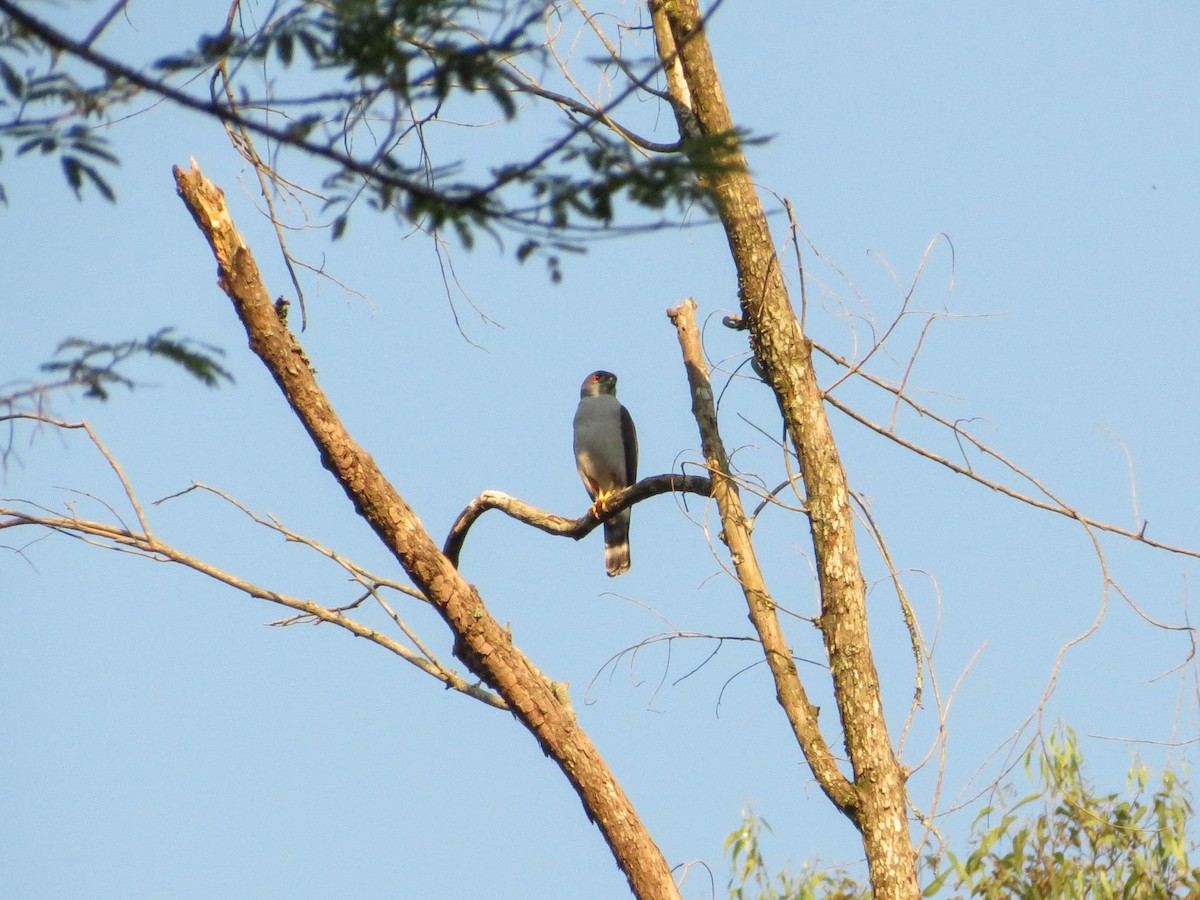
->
(573, 370, 639, 576)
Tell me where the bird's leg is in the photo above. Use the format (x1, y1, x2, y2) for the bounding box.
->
(589, 487, 615, 517)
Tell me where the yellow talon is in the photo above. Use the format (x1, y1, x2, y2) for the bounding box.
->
(590, 488, 615, 516)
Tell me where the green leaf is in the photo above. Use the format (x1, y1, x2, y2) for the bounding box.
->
(0, 58, 23, 98)
(276, 31, 295, 65)
(39, 328, 233, 401)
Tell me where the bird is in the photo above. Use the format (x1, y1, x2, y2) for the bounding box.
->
(573, 370, 638, 576)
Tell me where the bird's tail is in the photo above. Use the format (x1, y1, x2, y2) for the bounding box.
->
(604, 513, 631, 577)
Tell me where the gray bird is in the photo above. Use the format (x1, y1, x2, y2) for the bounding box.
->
(573, 370, 639, 576)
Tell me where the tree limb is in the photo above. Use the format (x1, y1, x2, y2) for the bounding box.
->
(813, 342, 1200, 560)
(172, 160, 681, 900)
(443, 473, 713, 568)
(648, 3, 919, 895)
(668, 298, 856, 812)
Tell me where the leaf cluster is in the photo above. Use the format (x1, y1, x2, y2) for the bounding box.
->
(725, 809, 867, 900)
(525, 128, 729, 225)
(210, 0, 718, 252)
(39, 328, 233, 400)
(924, 727, 1200, 898)
(724, 726, 1200, 899)
(0, 0, 731, 271)
(0, 14, 122, 202)
(160, 0, 533, 115)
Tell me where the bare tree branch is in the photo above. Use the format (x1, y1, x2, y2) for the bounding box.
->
(0, 471, 506, 708)
(815, 345, 1200, 561)
(668, 297, 857, 814)
(442, 473, 712, 567)
(649, 1, 920, 891)
(171, 160, 682, 900)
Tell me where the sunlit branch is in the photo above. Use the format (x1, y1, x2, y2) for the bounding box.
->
(669, 296, 859, 817)
(173, 161, 682, 898)
(442, 473, 712, 568)
(0, 416, 504, 707)
(213, 4, 311, 330)
(156, 481, 429, 605)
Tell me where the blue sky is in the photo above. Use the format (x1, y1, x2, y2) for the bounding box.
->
(3, 1, 1199, 897)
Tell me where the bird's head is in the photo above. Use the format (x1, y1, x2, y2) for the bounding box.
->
(580, 370, 618, 398)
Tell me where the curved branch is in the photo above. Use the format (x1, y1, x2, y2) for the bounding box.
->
(442, 473, 713, 568)
(499, 69, 681, 154)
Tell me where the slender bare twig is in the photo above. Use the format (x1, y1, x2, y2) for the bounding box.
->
(0, 416, 505, 708)
(1098, 425, 1144, 532)
(823, 233, 954, 397)
(586, 631, 771, 708)
(1, 500, 506, 705)
(815, 346, 1200, 560)
(81, 0, 131, 47)
(782, 197, 809, 333)
(157, 481, 429, 604)
(214, 2, 311, 329)
(849, 491, 923, 711)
